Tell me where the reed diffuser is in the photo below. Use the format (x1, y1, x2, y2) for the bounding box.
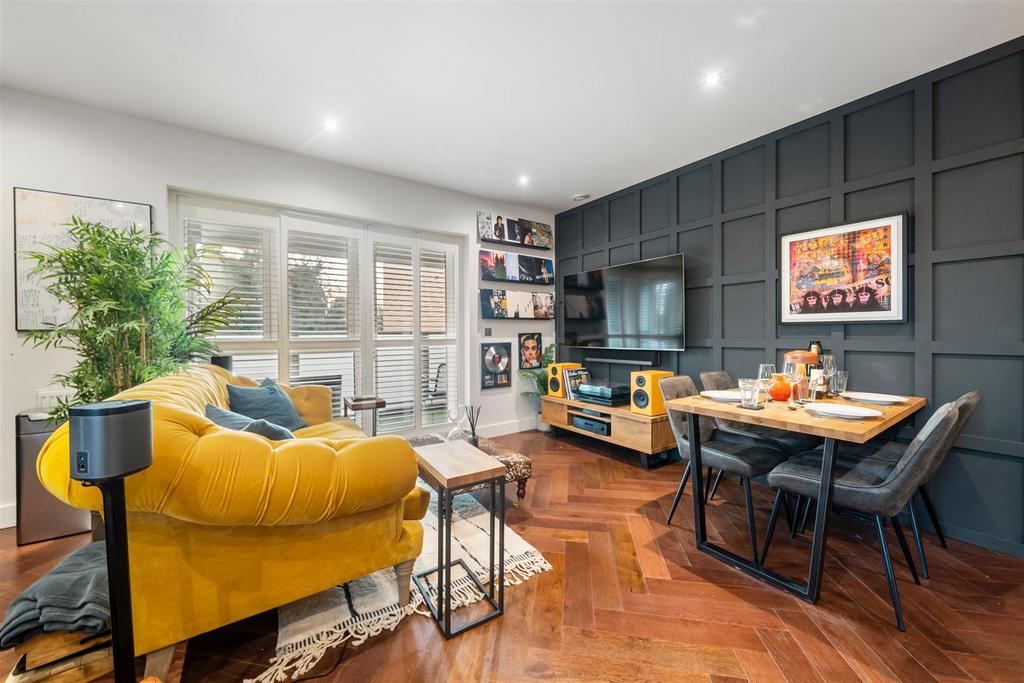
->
(465, 405, 481, 447)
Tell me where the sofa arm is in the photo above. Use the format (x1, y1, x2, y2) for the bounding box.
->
(279, 384, 333, 426)
(403, 485, 430, 520)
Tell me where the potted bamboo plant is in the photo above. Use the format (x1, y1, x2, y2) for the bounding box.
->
(25, 217, 239, 421)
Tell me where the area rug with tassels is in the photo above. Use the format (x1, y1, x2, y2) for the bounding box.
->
(248, 485, 551, 682)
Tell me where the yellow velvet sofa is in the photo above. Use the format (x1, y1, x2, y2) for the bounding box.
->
(37, 365, 427, 658)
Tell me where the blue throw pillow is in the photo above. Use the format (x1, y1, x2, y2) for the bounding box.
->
(224, 378, 307, 432)
(205, 404, 296, 440)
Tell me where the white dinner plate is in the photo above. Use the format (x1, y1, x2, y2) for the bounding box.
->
(700, 390, 742, 403)
(804, 403, 883, 420)
(839, 391, 908, 405)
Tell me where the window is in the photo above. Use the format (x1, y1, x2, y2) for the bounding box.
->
(174, 193, 462, 434)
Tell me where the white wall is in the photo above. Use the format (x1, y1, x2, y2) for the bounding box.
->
(0, 87, 554, 527)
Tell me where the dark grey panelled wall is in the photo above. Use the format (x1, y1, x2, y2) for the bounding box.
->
(554, 38, 1024, 557)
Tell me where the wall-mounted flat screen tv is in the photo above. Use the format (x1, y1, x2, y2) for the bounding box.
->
(560, 253, 685, 351)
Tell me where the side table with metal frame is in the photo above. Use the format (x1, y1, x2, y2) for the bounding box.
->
(343, 396, 386, 436)
(411, 440, 507, 639)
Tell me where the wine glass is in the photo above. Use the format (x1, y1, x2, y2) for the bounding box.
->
(757, 363, 776, 398)
(820, 355, 837, 396)
(783, 361, 800, 383)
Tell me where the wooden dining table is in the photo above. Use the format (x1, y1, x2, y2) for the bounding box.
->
(665, 393, 927, 603)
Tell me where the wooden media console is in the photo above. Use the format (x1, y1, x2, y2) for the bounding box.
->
(540, 395, 678, 469)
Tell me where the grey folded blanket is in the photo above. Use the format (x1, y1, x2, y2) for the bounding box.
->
(0, 541, 110, 648)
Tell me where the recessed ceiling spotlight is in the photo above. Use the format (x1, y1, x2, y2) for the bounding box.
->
(703, 72, 721, 87)
(573, 193, 590, 202)
(323, 117, 339, 132)
(518, 175, 530, 186)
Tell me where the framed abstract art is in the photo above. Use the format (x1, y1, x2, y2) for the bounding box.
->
(780, 214, 906, 324)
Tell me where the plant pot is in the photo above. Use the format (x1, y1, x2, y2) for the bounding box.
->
(536, 414, 551, 432)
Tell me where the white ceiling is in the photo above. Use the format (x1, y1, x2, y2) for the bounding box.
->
(2, 2, 1021, 213)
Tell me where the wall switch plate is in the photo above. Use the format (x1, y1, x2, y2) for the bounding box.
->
(484, 328, 492, 337)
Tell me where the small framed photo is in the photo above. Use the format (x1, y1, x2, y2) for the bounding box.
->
(780, 214, 906, 324)
(518, 333, 543, 369)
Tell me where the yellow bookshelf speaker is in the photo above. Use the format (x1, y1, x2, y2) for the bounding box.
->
(548, 362, 583, 398)
(630, 370, 674, 415)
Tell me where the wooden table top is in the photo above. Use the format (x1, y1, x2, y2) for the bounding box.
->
(665, 394, 927, 444)
(413, 440, 508, 489)
(344, 396, 386, 410)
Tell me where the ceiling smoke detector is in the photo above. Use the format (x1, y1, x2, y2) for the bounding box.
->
(572, 193, 591, 202)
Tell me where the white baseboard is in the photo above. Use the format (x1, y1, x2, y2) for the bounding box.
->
(0, 503, 16, 530)
(478, 415, 538, 438)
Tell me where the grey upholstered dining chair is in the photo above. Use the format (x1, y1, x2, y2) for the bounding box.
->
(660, 375, 789, 562)
(698, 370, 822, 504)
(760, 401, 961, 631)
(795, 391, 980, 577)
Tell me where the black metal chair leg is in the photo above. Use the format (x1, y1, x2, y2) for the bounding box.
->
(906, 502, 930, 579)
(760, 489, 785, 564)
(799, 497, 815, 534)
(666, 461, 692, 525)
(917, 487, 947, 548)
(707, 470, 725, 501)
(875, 515, 906, 631)
(790, 496, 805, 538)
(703, 466, 714, 503)
(741, 477, 758, 562)
(781, 492, 794, 534)
(891, 516, 921, 585)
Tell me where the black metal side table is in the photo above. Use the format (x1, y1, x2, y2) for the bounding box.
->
(410, 440, 507, 639)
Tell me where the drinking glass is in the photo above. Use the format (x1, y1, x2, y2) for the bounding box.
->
(757, 363, 776, 390)
(831, 370, 850, 394)
(739, 378, 765, 409)
(791, 377, 811, 403)
(820, 355, 836, 381)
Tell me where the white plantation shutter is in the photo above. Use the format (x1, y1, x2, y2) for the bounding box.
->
(374, 243, 414, 338)
(289, 350, 361, 419)
(177, 192, 462, 433)
(288, 230, 360, 339)
(184, 219, 278, 340)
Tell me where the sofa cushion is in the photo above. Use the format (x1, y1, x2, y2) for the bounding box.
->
(205, 404, 295, 440)
(227, 378, 306, 431)
(293, 416, 366, 441)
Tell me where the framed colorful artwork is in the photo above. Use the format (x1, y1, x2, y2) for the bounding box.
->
(478, 249, 554, 284)
(780, 214, 906, 324)
(517, 332, 543, 369)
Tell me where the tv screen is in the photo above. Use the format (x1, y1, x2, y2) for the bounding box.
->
(560, 254, 685, 351)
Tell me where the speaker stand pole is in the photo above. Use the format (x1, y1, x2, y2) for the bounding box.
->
(96, 478, 136, 683)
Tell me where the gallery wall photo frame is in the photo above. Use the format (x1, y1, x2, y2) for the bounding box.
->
(480, 342, 512, 390)
(517, 332, 543, 369)
(779, 212, 907, 324)
(480, 288, 555, 320)
(479, 249, 555, 285)
(14, 187, 153, 331)
(476, 210, 552, 251)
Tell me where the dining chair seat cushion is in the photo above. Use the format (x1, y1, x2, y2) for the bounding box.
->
(719, 423, 823, 456)
(768, 403, 959, 518)
(699, 438, 789, 478)
(804, 440, 904, 463)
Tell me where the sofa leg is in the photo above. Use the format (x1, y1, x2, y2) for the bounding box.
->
(516, 480, 527, 508)
(395, 559, 415, 606)
(143, 642, 183, 681)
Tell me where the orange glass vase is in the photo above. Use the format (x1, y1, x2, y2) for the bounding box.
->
(768, 373, 791, 402)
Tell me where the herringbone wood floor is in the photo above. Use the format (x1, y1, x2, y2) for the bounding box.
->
(3, 430, 1023, 682)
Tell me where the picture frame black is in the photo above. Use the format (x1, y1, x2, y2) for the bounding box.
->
(480, 342, 512, 390)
